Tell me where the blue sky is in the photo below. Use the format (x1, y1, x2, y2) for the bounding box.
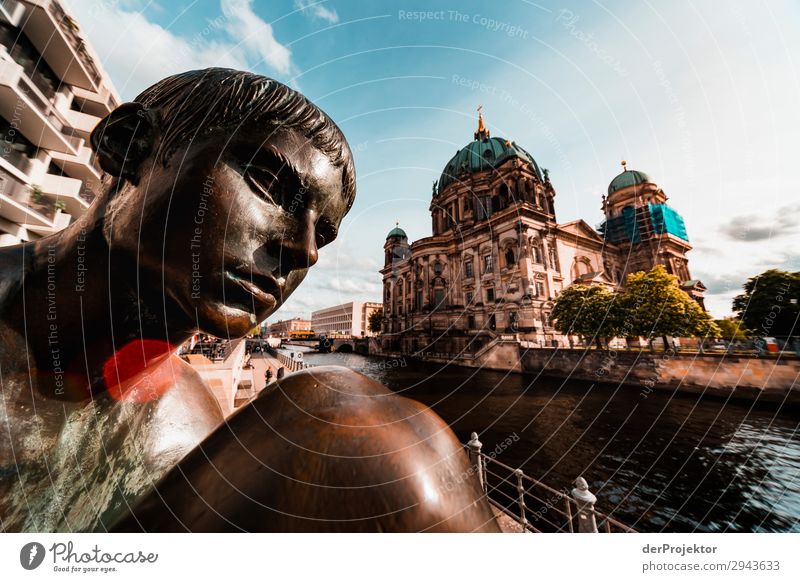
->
(67, 0, 800, 319)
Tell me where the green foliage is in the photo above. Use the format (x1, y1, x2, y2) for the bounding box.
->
(368, 307, 384, 334)
(732, 269, 800, 338)
(714, 317, 748, 341)
(550, 265, 719, 348)
(550, 284, 619, 347)
(618, 266, 719, 341)
(30, 185, 44, 203)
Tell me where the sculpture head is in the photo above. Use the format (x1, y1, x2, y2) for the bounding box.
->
(90, 68, 355, 338)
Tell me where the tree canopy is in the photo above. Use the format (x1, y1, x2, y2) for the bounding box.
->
(714, 317, 748, 341)
(368, 307, 384, 334)
(732, 269, 800, 338)
(550, 284, 619, 347)
(551, 265, 719, 348)
(620, 266, 718, 340)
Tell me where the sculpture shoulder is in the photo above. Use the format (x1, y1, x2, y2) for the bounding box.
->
(134, 355, 225, 466)
(117, 365, 500, 532)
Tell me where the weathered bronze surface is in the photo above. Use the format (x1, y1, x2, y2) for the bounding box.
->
(0, 68, 498, 532)
(114, 366, 499, 532)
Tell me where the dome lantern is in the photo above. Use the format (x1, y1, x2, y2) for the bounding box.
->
(386, 221, 407, 240)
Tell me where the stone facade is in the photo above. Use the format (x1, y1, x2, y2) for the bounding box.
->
(380, 116, 702, 355)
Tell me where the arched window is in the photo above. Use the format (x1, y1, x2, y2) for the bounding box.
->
(572, 257, 593, 279)
(505, 247, 516, 268)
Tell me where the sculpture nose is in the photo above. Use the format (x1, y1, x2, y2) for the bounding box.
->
(269, 211, 318, 278)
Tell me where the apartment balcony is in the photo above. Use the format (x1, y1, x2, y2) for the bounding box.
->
(63, 107, 97, 141)
(41, 170, 89, 217)
(1, 0, 25, 25)
(0, 57, 81, 154)
(72, 85, 117, 117)
(0, 164, 57, 226)
(17, 0, 103, 91)
(49, 142, 102, 184)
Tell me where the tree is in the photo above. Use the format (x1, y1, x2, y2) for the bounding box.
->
(714, 317, 748, 342)
(618, 266, 719, 351)
(550, 284, 619, 348)
(368, 307, 384, 334)
(732, 269, 800, 338)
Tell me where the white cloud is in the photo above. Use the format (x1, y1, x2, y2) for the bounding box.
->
(221, 0, 293, 74)
(293, 0, 339, 24)
(66, 0, 293, 99)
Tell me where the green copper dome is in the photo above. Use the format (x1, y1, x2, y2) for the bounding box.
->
(608, 169, 652, 195)
(386, 225, 407, 239)
(438, 136, 543, 193)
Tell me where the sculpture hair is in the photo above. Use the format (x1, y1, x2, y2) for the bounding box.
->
(133, 68, 356, 209)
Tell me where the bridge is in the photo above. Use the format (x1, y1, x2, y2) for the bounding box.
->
(282, 337, 369, 354)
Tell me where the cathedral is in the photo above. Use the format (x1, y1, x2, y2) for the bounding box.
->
(380, 111, 705, 354)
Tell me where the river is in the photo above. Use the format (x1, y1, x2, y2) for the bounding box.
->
(282, 348, 800, 532)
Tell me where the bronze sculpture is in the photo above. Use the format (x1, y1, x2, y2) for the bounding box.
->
(0, 68, 498, 532)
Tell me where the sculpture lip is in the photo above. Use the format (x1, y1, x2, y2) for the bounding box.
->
(225, 269, 282, 306)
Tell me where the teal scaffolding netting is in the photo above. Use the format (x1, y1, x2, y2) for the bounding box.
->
(600, 204, 689, 244)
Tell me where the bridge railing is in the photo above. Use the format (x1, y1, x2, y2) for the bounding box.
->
(466, 433, 635, 533)
(275, 350, 314, 373)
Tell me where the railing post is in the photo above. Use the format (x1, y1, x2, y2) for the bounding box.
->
(571, 476, 598, 533)
(467, 432, 486, 493)
(515, 469, 529, 531)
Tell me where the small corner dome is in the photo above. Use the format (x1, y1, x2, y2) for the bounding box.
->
(387, 225, 407, 239)
(608, 169, 653, 195)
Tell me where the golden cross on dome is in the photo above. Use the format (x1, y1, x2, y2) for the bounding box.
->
(621, 159, 628, 171)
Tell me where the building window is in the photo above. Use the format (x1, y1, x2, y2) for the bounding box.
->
(466, 291, 473, 304)
(416, 289, 423, 308)
(486, 288, 495, 302)
(532, 243, 542, 263)
(433, 262, 443, 275)
(505, 247, 515, 268)
(434, 288, 445, 306)
(535, 281, 545, 297)
(549, 246, 559, 271)
(464, 259, 473, 278)
(483, 254, 493, 273)
(468, 315, 476, 329)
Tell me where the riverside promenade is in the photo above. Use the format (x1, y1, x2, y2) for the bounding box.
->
(520, 347, 800, 405)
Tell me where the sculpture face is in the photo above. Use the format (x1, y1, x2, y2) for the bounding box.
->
(105, 124, 348, 338)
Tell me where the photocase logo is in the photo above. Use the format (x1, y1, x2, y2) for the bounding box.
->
(20, 542, 46, 570)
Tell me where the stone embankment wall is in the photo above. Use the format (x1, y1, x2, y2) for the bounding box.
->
(520, 348, 800, 404)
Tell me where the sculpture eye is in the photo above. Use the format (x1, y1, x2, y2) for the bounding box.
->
(241, 164, 282, 206)
(237, 148, 303, 212)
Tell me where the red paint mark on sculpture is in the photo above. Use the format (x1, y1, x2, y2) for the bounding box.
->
(104, 339, 175, 402)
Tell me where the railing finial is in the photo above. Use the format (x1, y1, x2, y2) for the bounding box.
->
(571, 476, 598, 533)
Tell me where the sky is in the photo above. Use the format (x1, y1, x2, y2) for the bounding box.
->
(66, 0, 800, 321)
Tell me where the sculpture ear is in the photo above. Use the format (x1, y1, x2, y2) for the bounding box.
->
(90, 102, 156, 181)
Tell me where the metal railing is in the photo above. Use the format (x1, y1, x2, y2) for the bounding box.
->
(275, 350, 314, 373)
(466, 433, 636, 533)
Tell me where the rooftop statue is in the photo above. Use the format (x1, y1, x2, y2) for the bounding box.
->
(0, 68, 498, 532)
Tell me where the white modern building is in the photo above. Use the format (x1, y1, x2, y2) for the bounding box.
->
(0, 0, 118, 246)
(311, 301, 382, 338)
